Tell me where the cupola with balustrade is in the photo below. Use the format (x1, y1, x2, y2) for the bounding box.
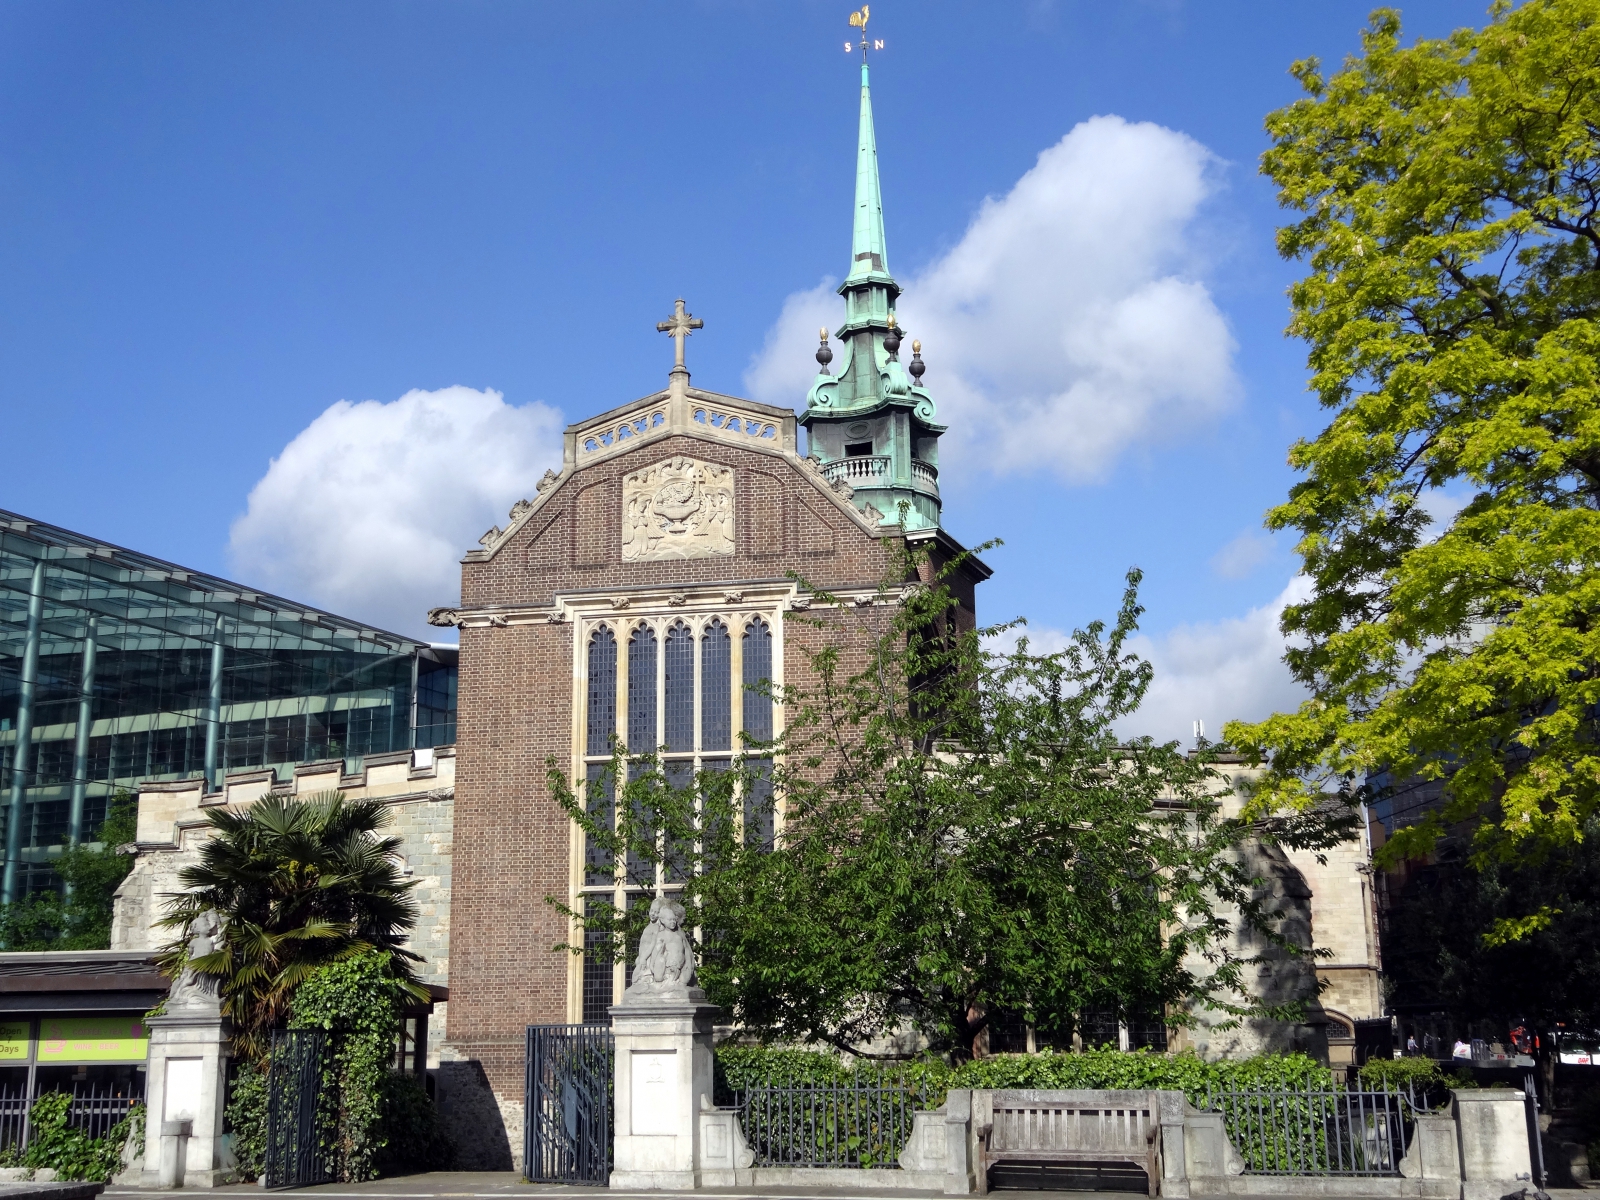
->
(800, 57, 945, 533)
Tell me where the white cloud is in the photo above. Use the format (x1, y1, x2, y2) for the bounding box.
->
(1417, 487, 1473, 531)
(745, 115, 1238, 481)
(1210, 530, 1272, 580)
(742, 280, 839, 411)
(228, 386, 563, 638)
(988, 577, 1311, 746)
(1124, 576, 1311, 744)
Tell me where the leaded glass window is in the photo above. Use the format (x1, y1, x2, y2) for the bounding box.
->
(627, 625, 657, 751)
(586, 626, 617, 755)
(584, 762, 614, 886)
(664, 621, 694, 753)
(744, 757, 774, 850)
(700, 620, 731, 751)
(743, 618, 773, 743)
(581, 896, 613, 1024)
(574, 605, 782, 1021)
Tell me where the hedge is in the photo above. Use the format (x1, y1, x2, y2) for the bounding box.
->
(714, 1045, 1332, 1108)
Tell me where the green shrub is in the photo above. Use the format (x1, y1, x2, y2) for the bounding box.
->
(1357, 1057, 1441, 1090)
(948, 1048, 1329, 1103)
(291, 951, 407, 1182)
(288, 950, 453, 1181)
(22, 1092, 144, 1182)
(225, 1061, 268, 1182)
(716, 1047, 855, 1092)
(712, 1045, 1331, 1109)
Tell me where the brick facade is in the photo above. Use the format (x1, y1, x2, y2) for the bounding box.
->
(439, 386, 985, 1166)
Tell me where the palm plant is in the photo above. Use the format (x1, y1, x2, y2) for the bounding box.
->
(157, 791, 425, 1060)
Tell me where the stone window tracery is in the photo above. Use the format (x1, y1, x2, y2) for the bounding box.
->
(572, 602, 785, 1022)
(627, 625, 656, 750)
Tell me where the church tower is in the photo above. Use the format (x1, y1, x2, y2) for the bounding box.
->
(801, 55, 945, 532)
(430, 28, 987, 1171)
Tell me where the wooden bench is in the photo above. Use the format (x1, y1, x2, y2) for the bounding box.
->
(974, 1089, 1162, 1196)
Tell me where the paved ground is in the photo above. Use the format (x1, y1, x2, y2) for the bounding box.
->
(102, 1175, 1198, 1200)
(96, 1178, 1600, 1200)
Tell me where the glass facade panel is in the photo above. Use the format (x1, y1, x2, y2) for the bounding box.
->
(415, 659, 457, 749)
(0, 510, 457, 902)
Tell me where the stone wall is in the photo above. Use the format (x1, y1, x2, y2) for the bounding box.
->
(1173, 760, 1381, 1061)
(113, 749, 455, 1063)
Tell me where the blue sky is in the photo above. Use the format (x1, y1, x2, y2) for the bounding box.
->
(0, 0, 1492, 741)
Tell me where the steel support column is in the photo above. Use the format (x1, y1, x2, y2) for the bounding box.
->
(202, 613, 224, 793)
(66, 614, 98, 857)
(2, 560, 47, 906)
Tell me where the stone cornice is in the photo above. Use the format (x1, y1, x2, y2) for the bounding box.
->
(429, 581, 902, 629)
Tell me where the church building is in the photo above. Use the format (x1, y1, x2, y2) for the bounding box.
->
(425, 53, 989, 1163)
(104, 49, 1383, 1175)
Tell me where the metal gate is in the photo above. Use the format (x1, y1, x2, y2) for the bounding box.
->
(524, 1024, 613, 1185)
(265, 1029, 333, 1189)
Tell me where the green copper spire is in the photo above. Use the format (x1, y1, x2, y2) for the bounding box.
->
(846, 61, 889, 287)
(801, 44, 945, 534)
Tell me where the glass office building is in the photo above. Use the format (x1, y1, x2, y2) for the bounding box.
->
(0, 509, 457, 902)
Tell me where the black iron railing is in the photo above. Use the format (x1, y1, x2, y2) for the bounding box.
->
(0, 1079, 27, 1155)
(265, 1028, 333, 1189)
(1204, 1081, 1417, 1176)
(0, 1079, 145, 1155)
(734, 1077, 931, 1169)
(525, 1024, 614, 1186)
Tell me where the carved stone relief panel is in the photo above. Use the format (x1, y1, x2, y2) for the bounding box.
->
(621, 455, 735, 562)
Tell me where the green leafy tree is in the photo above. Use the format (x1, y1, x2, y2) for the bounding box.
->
(0, 792, 137, 950)
(557, 550, 1334, 1060)
(1228, 0, 1600, 939)
(158, 793, 425, 1060)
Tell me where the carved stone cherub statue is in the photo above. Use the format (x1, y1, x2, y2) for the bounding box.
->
(167, 909, 223, 1012)
(623, 896, 699, 1000)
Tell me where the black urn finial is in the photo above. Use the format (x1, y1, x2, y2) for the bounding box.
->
(815, 327, 834, 375)
(909, 338, 925, 384)
(884, 311, 902, 361)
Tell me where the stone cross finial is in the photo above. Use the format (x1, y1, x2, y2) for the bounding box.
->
(657, 298, 703, 373)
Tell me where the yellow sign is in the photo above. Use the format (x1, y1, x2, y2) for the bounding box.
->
(36, 1015, 148, 1063)
(0, 1021, 28, 1061)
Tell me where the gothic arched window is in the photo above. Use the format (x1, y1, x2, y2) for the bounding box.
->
(742, 617, 773, 744)
(701, 620, 731, 752)
(586, 625, 616, 755)
(575, 603, 783, 1021)
(628, 624, 657, 752)
(664, 621, 694, 753)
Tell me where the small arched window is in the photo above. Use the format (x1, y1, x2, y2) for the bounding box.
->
(664, 621, 694, 753)
(586, 625, 617, 755)
(701, 620, 731, 752)
(628, 624, 657, 752)
(742, 617, 773, 743)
